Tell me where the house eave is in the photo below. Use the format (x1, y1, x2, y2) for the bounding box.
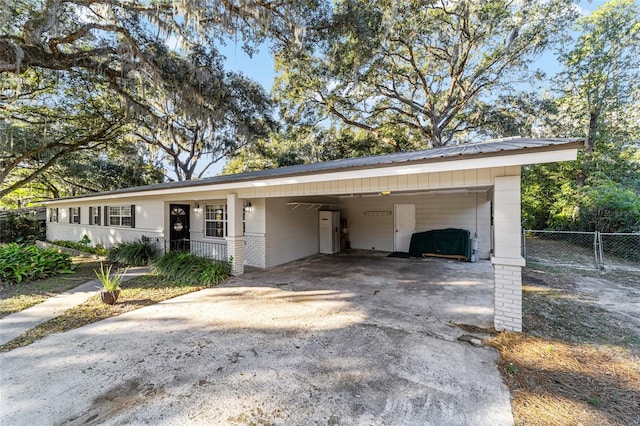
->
(43, 139, 582, 205)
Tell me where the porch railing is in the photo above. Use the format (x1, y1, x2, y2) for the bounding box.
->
(152, 237, 228, 264)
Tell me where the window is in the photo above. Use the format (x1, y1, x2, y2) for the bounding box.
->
(49, 208, 58, 222)
(204, 203, 246, 237)
(109, 206, 132, 227)
(205, 204, 227, 238)
(90, 206, 100, 225)
(69, 207, 80, 224)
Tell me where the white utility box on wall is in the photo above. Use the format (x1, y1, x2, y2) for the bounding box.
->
(319, 210, 340, 254)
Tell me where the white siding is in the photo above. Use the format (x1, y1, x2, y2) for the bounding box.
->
(46, 166, 514, 262)
(265, 198, 335, 267)
(46, 200, 164, 248)
(340, 197, 395, 252)
(47, 224, 163, 248)
(340, 192, 492, 258)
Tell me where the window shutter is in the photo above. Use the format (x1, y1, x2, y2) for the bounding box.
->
(69, 208, 72, 223)
(103, 206, 108, 226)
(89, 207, 93, 225)
(78, 207, 81, 224)
(130, 205, 136, 228)
(55, 208, 58, 223)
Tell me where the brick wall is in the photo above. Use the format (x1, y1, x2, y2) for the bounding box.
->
(244, 233, 266, 268)
(493, 264, 523, 332)
(225, 236, 245, 275)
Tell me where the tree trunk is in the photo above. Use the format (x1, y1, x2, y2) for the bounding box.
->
(578, 108, 599, 187)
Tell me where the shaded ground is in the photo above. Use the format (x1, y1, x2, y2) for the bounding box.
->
(0, 258, 103, 318)
(489, 242, 640, 426)
(0, 273, 200, 351)
(0, 253, 513, 425)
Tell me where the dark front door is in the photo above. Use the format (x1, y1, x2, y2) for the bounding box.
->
(169, 204, 190, 251)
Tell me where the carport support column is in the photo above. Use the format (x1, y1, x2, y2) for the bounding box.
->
(492, 175, 525, 332)
(226, 193, 245, 275)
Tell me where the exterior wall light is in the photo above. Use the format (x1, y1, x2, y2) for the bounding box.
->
(244, 201, 253, 213)
(193, 202, 203, 214)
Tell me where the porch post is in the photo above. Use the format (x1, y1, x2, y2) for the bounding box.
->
(225, 193, 245, 275)
(491, 175, 525, 332)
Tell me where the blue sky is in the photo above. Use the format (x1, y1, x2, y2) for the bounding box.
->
(218, 42, 275, 91)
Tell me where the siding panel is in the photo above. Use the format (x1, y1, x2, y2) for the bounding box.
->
(340, 191, 491, 258)
(265, 198, 324, 267)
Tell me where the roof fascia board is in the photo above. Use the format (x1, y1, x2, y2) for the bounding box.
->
(45, 147, 578, 205)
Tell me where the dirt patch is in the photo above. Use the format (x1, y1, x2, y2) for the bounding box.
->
(489, 263, 640, 425)
(522, 269, 640, 347)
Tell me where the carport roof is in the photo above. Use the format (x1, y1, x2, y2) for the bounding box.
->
(47, 137, 584, 201)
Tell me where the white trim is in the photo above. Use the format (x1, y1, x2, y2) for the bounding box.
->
(204, 203, 227, 238)
(45, 148, 578, 204)
(108, 205, 132, 227)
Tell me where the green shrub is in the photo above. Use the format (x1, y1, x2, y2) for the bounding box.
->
(52, 239, 108, 256)
(108, 239, 158, 266)
(94, 263, 126, 291)
(79, 234, 91, 246)
(549, 181, 640, 233)
(151, 251, 231, 286)
(0, 212, 41, 243)
(0, 243, 74, 284)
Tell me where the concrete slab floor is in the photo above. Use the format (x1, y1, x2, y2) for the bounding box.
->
(0, 252, 512, 425)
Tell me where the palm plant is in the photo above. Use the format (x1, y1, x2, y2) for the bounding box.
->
(94, 263, 127, 304)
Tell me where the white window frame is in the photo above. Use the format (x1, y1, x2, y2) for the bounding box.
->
(108, 206, 132, 227)
(70, 207, 80, 224)
(204, 203, 246, 238)
(92, 206, 100, 225)
(205, 204, 227, 238)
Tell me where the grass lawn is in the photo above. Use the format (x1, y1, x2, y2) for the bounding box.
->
(0, 257, 103, 318)
(0, 274, 205, 352)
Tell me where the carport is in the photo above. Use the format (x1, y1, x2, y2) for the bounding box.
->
(239, 251, 497, 329)
(45, 137, 583, 332)
(225, 138, 582, 332)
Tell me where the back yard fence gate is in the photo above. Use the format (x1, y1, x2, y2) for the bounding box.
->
(523, 229, 640, 270)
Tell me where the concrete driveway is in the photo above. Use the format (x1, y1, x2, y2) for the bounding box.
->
(0, 252, 512, 425)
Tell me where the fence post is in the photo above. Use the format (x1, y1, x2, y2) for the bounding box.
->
(597, 231, 605, 270)
(593, 231, 598, 269)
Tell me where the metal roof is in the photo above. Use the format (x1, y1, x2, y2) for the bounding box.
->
(47, 137, 584, 201)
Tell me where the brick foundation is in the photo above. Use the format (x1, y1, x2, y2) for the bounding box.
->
(492, 263, 523, 332)
(225, 236, 245, 275)
(244, 233, 266, 268)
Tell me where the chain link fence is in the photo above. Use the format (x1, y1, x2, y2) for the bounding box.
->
(599, 233, 640, 265)
(523, 229, 640, 271)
